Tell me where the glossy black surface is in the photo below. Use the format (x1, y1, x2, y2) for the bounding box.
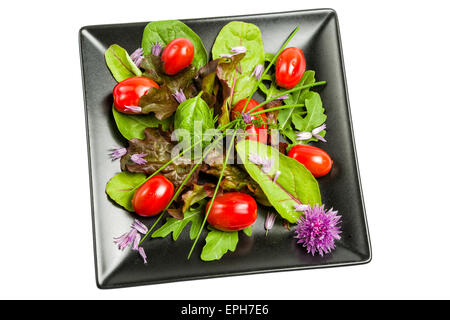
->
(79, 8, 371, 289)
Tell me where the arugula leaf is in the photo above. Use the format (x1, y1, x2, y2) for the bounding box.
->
(243, 226, 252, 237)
(120, 128, 199, 188)
(212, 21, 265, 104)
(141, 20, 208, 69)
(277, 70, 316, 133)
(291, 92, 327, 144)
(105, 172, 146, 212)
(259, 74, 287, 100)
(201, 227, 239, 261)
(104, 44, 142, 82)
(112, 105, 172, 140)
(236, 140, 321, 223)
(152, 204, 204, 241)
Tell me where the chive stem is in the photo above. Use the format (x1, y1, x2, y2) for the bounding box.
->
(187, 129, 238, 259)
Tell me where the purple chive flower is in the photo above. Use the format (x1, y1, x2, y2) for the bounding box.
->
(230, 46, 247, 54)
(294, 205, 342, 256)
(172, 89, 187, 104)
(138, 247, 148, 264)
(109, 147, 127, 161)
(113, 219, 148, 264)
(130, 48, 144, 68)
(248, 153, 273, 174)
(131, 153, 147, 165)
(296, 123, 327, 142)
(294, 203, 310, 212)
(219, 53, 234, 58)
(265, 213, 276, 236)
(251, 64, 264, 80)
(152, 42, 163, 56)
(124, 105, 142, 113)
(242, 112, 252, 124)
(273, 170, 281, 183)
(114, 228, 138, 251)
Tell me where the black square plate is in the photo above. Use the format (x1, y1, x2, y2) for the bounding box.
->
(79, 8, 371, 289)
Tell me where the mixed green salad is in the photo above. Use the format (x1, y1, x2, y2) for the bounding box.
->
(104, 20, 341, 263)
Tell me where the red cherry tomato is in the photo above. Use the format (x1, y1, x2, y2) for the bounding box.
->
(161, 38, 195, 75)
(275, 47, 306, 89)
(132, 175, 175, 217)
(206, 193, 258, 232)
(232, 98, 268, 144)
(113, 76, 159, 114)
(288, 145, 333, 177)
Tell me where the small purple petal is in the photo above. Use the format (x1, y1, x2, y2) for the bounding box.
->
(230, 46, 247, 54)
(113, 232, 128, 245)
(118, 229, 137, 251)
(109, 147, 127, 161)
(138, 247, 148, 264)
(131, 153, 147, 165)
(251, 64, 264, 80)
(152, 42, 163, 56)
(249, 153, 273, 173)
(132, 219, 148, 234)
(276, 94, 289, 100)
(294, 204, 310, 212)
(242, 112, 252, 124)
(313, 133, 327, 143)
(172, 89, 187, 104)
(123, 105, 142, 113)
(130, 48, 144, 68)
(296, 131, 313, 141)
(265, 212, 276, 231)
(249, 153, 264, 165)
(132, 234, 141, 251)
(261, 159, 273, 174)
(219, 53, 234, 58)
(312, 123, 326, 135)
(273, 170, 281, 183)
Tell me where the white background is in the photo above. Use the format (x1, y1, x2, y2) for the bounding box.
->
(1, 0, 449, 299)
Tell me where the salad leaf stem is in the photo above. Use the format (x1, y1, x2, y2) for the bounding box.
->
(250, 104, 305, 116)
(187, 129, 238, 259)
(246, 81, 327, 115)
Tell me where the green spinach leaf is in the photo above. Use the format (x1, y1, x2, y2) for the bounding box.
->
(141, 20, 208, 69)
(211, 21, 265, 104)
(236, 140, 321, 223)
(201, 227, 239, 261)
(104, 44, 142, 82)
(105, 172, 146, 212)
(174, 93, 215, 148)
(112, 105, 172, 140)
